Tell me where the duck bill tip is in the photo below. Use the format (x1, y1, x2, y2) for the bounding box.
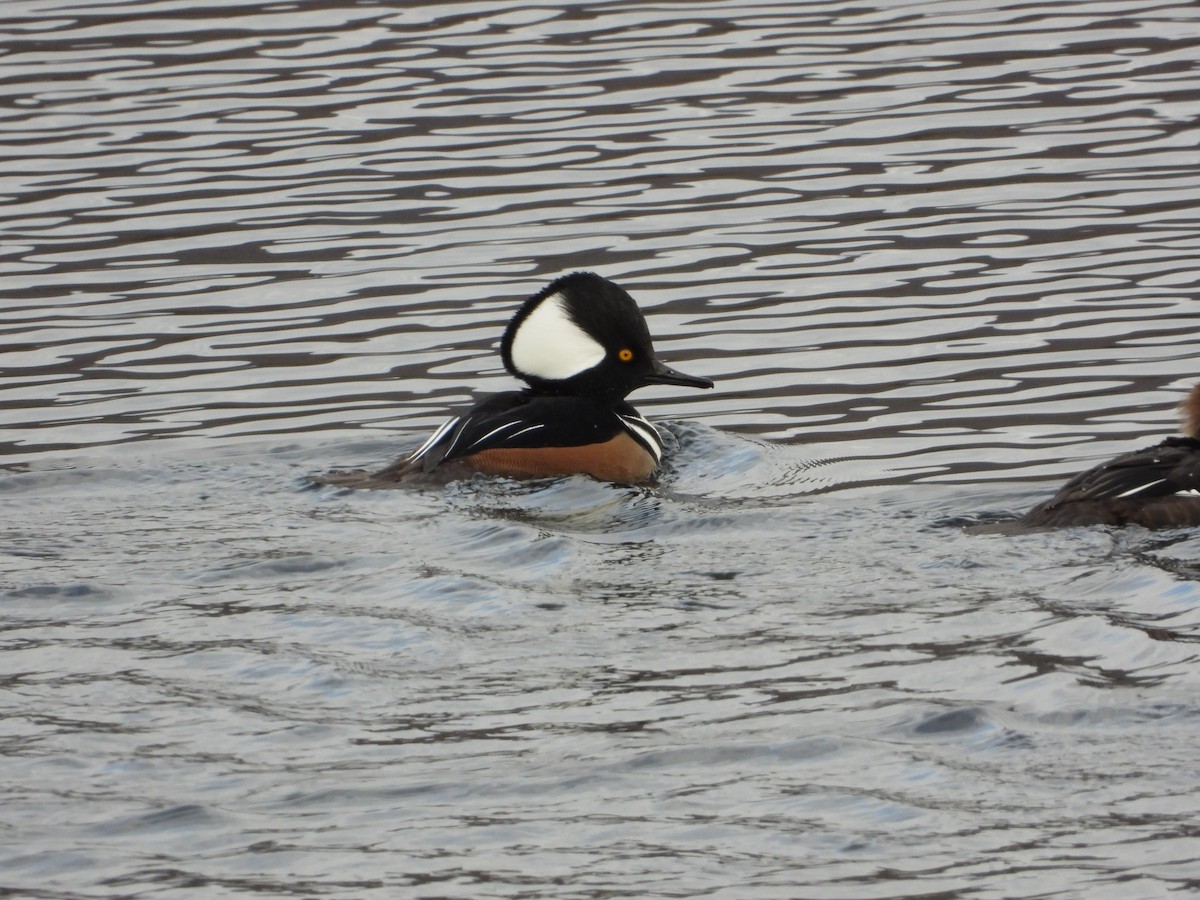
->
(645, 359, 714, 390)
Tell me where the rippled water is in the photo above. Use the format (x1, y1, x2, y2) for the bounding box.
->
(6, 0, 1200, 896)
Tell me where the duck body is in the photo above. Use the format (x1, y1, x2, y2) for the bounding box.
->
(1016, 435, 1200, 528)
(1007, 384, 1200, 530)
(361, 272, 712, 486)
(375, 391, 665, 484)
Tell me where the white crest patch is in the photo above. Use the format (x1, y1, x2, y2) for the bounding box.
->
(509, 292, 605, 381)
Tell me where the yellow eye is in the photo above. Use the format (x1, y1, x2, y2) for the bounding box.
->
(617, 348, 634, 362)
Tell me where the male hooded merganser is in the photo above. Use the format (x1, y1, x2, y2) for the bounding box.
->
(362, 272, 713, 485)
(1008, 383, 1200, 529)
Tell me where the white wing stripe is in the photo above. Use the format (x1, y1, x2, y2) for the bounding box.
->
(461, 419, 526, 455)
(1114, 478, 1166, 498)
(505, 423, 545, 442)
(408, 416, 460, 463)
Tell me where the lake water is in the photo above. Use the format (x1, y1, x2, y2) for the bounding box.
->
(5, 0, 1200, 896)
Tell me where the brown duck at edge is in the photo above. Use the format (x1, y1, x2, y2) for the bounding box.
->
(985, 384, 1200, 531)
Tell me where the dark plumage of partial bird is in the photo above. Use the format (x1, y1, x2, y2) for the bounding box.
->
(994, 384, 1200, 530)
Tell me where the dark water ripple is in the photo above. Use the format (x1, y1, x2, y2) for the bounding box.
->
(4, 0, 1200, 471)
(5, 1, 1200, 897)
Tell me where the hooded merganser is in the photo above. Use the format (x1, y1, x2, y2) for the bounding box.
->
(1007, 384, 1200, 529)
(362, 272, 713, 485)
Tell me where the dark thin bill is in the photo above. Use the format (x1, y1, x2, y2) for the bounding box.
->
(643, 358, 714, 389)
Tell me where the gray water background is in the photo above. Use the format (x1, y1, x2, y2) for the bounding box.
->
(4, 0, 1200, 897)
